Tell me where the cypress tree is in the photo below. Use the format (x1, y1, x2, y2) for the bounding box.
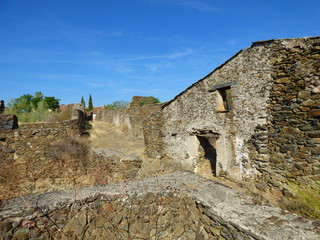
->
(81, 96, 85, 107)
(88, 94, 93, 111)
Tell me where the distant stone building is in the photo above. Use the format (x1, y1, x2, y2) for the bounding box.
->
(144, 37, 320, 187)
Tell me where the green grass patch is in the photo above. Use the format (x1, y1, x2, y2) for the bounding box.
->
(283, 182, 320, 220)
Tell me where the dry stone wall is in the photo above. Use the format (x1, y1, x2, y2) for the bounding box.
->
(0, 115, 18, 161)
(14, 119, 86, 164)
(0, 109, 87, 163)
(266, 38, 320, 186)
(91, 147, 142, 183)
(96, 96, 164, 138)
(0, 172, 319, 240)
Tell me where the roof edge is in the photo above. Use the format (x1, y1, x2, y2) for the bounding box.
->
(162, 36, 320, 109)
(161, 48, 244, 109)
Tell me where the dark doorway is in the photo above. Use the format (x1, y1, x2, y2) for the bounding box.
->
(197, 136, 217, 176)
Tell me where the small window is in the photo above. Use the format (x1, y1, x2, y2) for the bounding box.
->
(217, 86, 232, 111)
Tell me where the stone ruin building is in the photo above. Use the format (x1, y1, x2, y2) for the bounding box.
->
(144, 37, 320, 188)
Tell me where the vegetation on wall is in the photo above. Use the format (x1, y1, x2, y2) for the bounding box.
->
(139, 96, 161, 106)
(105, 100, 130, 110)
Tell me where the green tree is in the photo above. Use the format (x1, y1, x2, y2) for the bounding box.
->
(43, 96, 60, 111)
(31, 91, 44, 109)
(88, 94, 93, 111)
(5, 92, 61, 123)
(8, 94, 33, 113)
(81, 96, 86, 107)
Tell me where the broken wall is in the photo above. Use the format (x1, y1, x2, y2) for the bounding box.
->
(96, 96, 164, 138)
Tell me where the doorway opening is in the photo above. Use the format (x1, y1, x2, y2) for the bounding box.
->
(197, 136, 217, 176)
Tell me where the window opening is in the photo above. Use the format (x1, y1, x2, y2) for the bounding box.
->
(217, 86, 232, 112)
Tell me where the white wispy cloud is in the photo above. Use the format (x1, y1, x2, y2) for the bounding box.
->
(125, 48, 195, 61)
(176, 1, 219, 12)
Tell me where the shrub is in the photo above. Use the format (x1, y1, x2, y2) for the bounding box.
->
(139, 96, 161, 106)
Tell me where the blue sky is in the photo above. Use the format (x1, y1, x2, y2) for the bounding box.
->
(0, 0, 319, 106)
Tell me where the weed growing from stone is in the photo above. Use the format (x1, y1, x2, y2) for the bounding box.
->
(282, 181, 320, 220)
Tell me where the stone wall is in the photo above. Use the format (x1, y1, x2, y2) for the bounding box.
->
(0, 108, 87, 162)
(0, 112, 89, 198)
(0, 172, 318, 240)
(96, 96, 164, 138)
(143, 37, 320, 187)
(14, 118, 86, 164)
(265, 38, 320, 186)
(144, 39, 276, 180)
(143, 111, 165, 159)
(0, 115, 18, 161)
(91, 147, 142, 183)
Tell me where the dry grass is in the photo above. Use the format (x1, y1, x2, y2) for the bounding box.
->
(88, 121, 145, 158)
(0, 136, 112, 200)
(88, 121, 190, 179)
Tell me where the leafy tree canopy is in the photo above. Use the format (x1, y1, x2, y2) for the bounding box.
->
(7, 92, 60, 113)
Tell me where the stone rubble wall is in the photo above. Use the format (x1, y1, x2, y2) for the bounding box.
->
(0, 115, 18, 161)
(0, 172, 318, 240)
(143, 111, 165, 159)
(14, 118, 86, 164)
(96, 96, 164, 138)
(0, 108, 87, 162)
(265, 37, 320, 186)
(91, 147, 142, 183)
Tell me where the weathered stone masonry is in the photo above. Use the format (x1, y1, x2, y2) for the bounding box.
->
(1, 172, 319, 240)
(0, 111, 87, 163)
(96, 96, 164, 138)
(0, 114, 18, 161)
(144, 37, 320, 187)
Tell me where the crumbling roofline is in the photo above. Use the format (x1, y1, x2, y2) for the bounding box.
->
(252, 36, 320, 47)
